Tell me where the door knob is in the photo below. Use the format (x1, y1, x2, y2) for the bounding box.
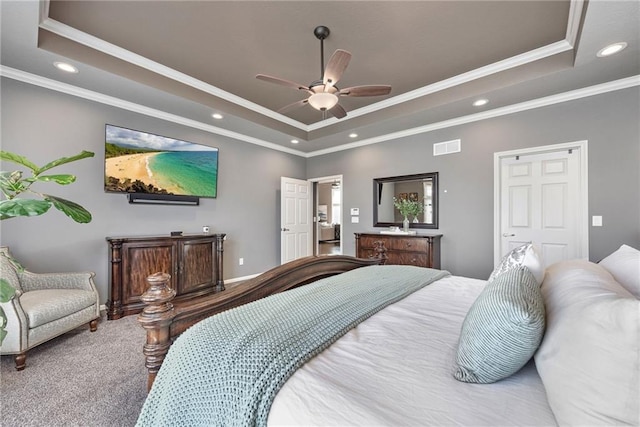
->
(502, 233, 515, 237)
(281, 227, 290, 232)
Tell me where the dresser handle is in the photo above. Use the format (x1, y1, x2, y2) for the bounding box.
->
(406, 243, 412, 247)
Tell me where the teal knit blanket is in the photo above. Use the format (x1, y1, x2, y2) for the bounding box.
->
(136, 265, 449, 427)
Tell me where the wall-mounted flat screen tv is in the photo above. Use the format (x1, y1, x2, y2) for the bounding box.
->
(104, 124, 218, 199)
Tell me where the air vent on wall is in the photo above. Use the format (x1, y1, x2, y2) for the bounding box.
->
(433, 139, 461, 156)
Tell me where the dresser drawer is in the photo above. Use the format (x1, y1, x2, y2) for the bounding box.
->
(385, 252, 428, 266)
(388, 237, 428, 252)
(358, 235, 383, 250)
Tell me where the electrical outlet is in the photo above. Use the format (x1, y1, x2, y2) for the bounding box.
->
(239, 258, 244, 265)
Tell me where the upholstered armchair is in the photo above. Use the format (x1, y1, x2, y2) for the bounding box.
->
(0, 247, 100, 370)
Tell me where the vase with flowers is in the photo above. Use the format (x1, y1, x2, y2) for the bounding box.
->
(393, 197, 424, 232)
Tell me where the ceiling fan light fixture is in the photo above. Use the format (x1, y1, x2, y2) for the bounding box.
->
(308, 92, 339, 111)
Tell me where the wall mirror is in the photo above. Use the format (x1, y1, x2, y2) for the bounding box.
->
(373, 172, 439, 229)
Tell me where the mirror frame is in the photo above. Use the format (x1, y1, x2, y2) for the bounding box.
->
(373, 172, 439, 229)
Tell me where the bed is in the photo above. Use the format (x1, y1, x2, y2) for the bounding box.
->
(136, 245, 640, 426)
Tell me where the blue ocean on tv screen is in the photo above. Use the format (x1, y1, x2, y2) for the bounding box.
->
(149, 151, 217, 197)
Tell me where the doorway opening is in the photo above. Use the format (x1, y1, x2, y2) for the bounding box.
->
(309, 175, 343, 256)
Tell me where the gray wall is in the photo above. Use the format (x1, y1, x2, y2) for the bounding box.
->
(307, 87, 640, 279)
(0, 78, 306, 303)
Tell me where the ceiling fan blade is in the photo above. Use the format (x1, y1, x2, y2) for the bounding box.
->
(277, 99, 309, 114)
(256, 74, 311, 93)
(323, 49, 351, 89)
(339, 85, 392, 97)
(328, 103, 347, 119)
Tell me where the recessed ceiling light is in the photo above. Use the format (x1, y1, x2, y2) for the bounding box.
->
(291, 139, 299, 144)
(597, 42, 627, 57)
(53, 61, 78, 73)
(211, 113, 223, 120)
(349, 133, 358, 138)
(473, 99, 488, 107)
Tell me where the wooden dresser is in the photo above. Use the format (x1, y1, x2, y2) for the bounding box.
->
(355, 233, 442, 269)
(106, 233, 225, 319)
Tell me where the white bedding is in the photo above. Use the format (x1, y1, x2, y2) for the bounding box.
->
(268, 275, 557, 426)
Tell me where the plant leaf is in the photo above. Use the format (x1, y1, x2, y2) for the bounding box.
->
(0, 151, 39, 172)
(44, 195, 92, 223)
(34, 174, 77, 185)
(0, 278, 16, 302)
(0, 171, 27, 194)
(0, 199, 51, 219)
(38, 151, 95, 174)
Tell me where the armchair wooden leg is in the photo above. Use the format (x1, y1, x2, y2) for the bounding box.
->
(89, 319, 98, 332)
(15, 353, 26, 371)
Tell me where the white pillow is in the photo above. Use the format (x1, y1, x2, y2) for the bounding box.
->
(599, 244, 640, 298)
(534, 259, 639, 426)
(489, 243, 544, 285)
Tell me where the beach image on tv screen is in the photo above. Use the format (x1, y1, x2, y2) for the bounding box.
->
(104, 125, 218, 198)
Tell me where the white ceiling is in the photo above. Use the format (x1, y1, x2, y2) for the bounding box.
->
(1, 1, 638, 156)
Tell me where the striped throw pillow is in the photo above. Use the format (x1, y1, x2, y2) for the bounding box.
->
(454, 266, 545, 383)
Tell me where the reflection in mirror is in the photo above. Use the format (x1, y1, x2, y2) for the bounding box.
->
(373, 172, 439, 229)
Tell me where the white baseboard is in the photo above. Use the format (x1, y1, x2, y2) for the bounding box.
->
(224, 273, 260, 284)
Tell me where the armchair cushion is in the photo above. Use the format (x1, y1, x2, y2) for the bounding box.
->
(20, 289, 98, 328)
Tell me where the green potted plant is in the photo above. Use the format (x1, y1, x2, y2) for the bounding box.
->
(0, 149, 94, 344)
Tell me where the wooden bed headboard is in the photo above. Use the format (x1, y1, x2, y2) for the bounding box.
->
(137, 255, 382, 390)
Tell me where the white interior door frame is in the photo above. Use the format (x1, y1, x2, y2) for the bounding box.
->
(308, 174, 343, 255)
(493, 140, 589, 266)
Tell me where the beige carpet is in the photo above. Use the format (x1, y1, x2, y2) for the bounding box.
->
(1, 313, 147, 427)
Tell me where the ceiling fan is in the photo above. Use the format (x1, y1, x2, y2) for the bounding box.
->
(256, 26, 391, 119)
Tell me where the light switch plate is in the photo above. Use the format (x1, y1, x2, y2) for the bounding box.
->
(592, 215, 603, 227)
(350, 208, 359, 215)
(351, 216, 359, 223)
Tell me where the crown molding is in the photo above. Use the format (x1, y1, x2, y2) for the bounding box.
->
(38, 15, 308, 131)
(307, 39, 574, 131)
(2, 66, 636, 160)
(0, 65, 305, 157)
(566, 0, 585, 47)
(306, 75, 640, 157)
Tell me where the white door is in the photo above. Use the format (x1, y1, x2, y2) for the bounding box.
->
(494, 141, 588, 269)
(281, 177, 312, 264)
